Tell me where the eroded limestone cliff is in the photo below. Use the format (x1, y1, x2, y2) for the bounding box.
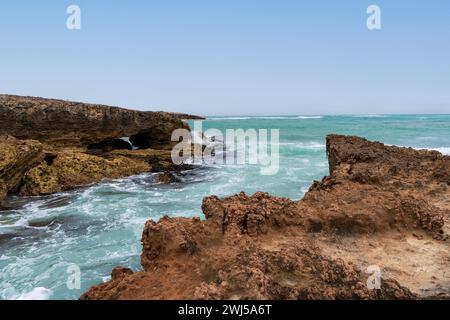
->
(0, 136, 44, 202)
(81, 135, 450, 300)
(0, 95, 197, 203)
(0, 94, 194, 149)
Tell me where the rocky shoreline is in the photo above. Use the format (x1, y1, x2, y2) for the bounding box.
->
(81, 135, 450, 300)
(2, 96, 449, 300)
(0, 94, 200, 204)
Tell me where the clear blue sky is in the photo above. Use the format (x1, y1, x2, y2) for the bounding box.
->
(0, 1, 449, 115)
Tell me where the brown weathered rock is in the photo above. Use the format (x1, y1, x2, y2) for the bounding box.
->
(81, 135, 450, 300)
(0, 94, 193, 148)
(168, 112, 205, 120)
(0, 94, 201, 198)
(20, 152, 150, 195)
(0, 185, 7, 203)
(0, 135, 44, 202)
(11, 147, 191, 197)
(154, 172, 180, 184)
(107, 148, 172, 164)
(111, 267, 134, 280)
(326, 134, 449, 184)
(107, 149, 192, 172)
(20, 162, 61, 195)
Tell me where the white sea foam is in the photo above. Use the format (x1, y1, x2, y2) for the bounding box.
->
(297, 116, 323, 119)
(280, 142, 326, 150)
(390, 145, 450, 156)
(16, 287, 52, 300)
(420, 147, 450, 155)
(350, 114, 388, 118)
(208, 116, 313, 120)
(207, 117, 251, 121)
(207, 115, 323, 120)
(254, 116, 294, 120)
(191, 131, 206, 145)
(434, 147, 450, 155)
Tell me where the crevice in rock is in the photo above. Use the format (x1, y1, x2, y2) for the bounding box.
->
(130, 129, 171, 149)
(44, 154, 57, 166)
(87, 138, 133, 154)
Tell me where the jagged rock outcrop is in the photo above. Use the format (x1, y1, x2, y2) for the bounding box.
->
(154, 172, 180, 184)
(19, 152, 151, 196)
(0, 94, 195, 148)
(0, 94, 198, 202)
(168, 112, 205, 120)
(0, 136, 44, 202)
(81, 135, 450, 300)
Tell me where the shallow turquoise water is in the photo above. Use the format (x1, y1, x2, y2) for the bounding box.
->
(1, 115, 450, 300)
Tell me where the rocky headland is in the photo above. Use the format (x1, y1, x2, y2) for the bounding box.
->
(2, 96, 449, 300)
(81, 135, 450, 300)
(0, 94, 201, 204)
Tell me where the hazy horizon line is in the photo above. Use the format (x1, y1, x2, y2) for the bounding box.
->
(2, 92, 449, 118)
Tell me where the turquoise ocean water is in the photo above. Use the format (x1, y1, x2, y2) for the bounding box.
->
(1, 115, 450, 299)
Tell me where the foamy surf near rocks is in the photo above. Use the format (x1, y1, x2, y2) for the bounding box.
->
(16, 287, 53, 300)
(81, 135, 450, 300)
(0, 94, 200, 202)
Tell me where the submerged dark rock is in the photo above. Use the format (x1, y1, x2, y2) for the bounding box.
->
(154, 172, 180, 184)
